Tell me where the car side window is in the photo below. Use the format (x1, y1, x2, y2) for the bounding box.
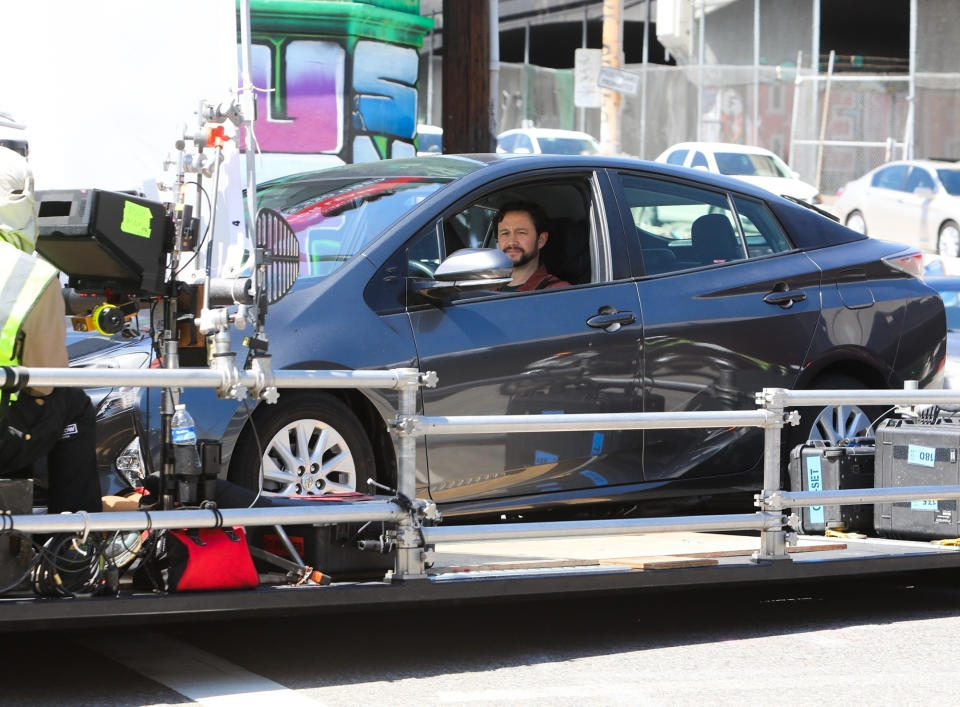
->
(406, 204, 493, 279)
(905, 166, 935, 193)
(498, 134, 516, 152)
(665, 149, 688, 166)
(623, 175, 790, 275)
(690, 151, 709, 169)
(731, 196, 793, 256)
(406, 179, 595, 296)
(872, 165, 909, 190)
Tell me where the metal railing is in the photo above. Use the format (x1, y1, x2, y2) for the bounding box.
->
(5, 363, 960, 582)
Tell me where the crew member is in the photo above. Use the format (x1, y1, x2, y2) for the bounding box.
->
(0, 147, 101, 513)
(494, 201, 569, 291)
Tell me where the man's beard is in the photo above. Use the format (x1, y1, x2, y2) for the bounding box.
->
(504, 246, 538, 268)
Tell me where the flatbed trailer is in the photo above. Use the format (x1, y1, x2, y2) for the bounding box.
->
(4, 528, 960, 631)
(6, 367, 960, 630)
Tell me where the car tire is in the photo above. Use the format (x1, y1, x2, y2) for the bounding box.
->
(845, 211, 867, 235)
(783, 374, 887, 488)
(228, 393, 377, 497)
(938, 221, 960, 258)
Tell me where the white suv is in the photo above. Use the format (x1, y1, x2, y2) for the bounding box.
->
(655, 141, 820, 204)
(497, 128, 600, 156)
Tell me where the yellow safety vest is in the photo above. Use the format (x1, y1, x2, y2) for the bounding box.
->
(0, 240, 58, 368)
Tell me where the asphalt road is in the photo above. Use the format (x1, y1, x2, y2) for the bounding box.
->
(3, 570, 960, 705)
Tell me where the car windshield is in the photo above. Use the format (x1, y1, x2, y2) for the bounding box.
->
(257, 168, 459, 279)
(936, 169, 960, 196)
(715, 152, 791, 178)
(536, 136, 599, 155)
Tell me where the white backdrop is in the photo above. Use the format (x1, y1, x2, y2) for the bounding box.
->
(2, 0, 244, 275)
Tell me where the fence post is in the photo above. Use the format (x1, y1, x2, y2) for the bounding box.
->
(754, 388, 792, 563)
(392, 368, 428, 580)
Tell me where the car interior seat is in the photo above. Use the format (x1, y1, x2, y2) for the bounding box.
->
(540, 217, 590, 285)
(690, 213, 744, 265)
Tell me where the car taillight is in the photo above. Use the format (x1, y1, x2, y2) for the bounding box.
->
(836, 187, 845, 198)
(882, 250, 925, 278)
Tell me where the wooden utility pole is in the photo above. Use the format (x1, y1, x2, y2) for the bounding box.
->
(441, 0, 493, 153)
(600, 0, 622, 155)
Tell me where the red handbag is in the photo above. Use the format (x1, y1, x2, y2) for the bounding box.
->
(136, 526, 259, 592)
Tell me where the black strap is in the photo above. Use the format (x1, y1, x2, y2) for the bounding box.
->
(535, 275, 560, 290)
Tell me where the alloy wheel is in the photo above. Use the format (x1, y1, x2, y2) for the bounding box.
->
(260, 418, 357, 496)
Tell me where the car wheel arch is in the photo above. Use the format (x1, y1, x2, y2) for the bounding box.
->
(225, 387, 397, 491)
(793, 357, 889, 394)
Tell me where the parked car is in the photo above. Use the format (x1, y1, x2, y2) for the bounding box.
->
(497, 128, 600, 156)
(835, 159, 960, 257)
(124, 154, 945, 522)
(655, 142, 820, 204)
(924, 276, 960, 389)
(416, 124, 442, 156)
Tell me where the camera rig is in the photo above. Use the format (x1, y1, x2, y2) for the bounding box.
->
(33, 98, 299, 511)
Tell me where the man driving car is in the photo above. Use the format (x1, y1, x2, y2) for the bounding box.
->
(494, 201, 569, 291)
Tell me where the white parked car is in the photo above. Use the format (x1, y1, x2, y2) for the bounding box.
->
(655, 141, 820, 204)
(835, 159, 960, 257)
(416, 124, 442, 156)
(497, 128, 600, 156)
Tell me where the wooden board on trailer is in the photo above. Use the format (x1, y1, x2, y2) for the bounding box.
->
(432, 532, 846, 571)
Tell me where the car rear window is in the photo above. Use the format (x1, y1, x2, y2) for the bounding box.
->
(535, 136, 599, 155)
(937, 169, 960, 195)
(715, 152, 790, 178)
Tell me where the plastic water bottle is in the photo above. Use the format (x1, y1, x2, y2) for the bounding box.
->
(171, 403, 201, 502)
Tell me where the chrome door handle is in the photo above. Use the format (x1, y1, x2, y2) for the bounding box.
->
(587, 308, 636, 333)
(763, 289, 807, 308)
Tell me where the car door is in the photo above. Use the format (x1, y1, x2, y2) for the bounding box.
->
(863, 164, 910, 241)
(896, 165, 937, 250)
(406, 172, 645, 505)
(611, 170, 822, 484)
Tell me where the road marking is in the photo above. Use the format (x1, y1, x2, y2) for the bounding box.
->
(79, 631, 322, 706)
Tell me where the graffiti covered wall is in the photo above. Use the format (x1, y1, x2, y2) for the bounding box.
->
(246, 0, 432, 180)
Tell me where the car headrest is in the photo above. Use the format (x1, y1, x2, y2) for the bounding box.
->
(690, 213, 743, 264)
(541, 217, 589, 285)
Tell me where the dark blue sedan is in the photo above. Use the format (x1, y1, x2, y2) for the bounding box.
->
(152, 154, 946, 520)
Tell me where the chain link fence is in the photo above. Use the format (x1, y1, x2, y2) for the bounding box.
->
(418, 1, 960, 196)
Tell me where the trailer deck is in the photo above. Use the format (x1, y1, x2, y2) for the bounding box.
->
(3, 530, 960, 631)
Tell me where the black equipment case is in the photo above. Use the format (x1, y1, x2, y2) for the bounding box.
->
(249, 521, 395, 580)
(875, 417, 960, 539)
(788, 440, 875, 534)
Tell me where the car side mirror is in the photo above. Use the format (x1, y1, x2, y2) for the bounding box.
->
(914, 185, 934, 198)
(411, 248, 513, 300)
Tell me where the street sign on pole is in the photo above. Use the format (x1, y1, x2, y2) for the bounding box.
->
(574, 48, 602, 108)
(598, 66, 640, 96)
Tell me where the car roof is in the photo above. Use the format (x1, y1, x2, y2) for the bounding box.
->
(257, 153, 859, 253)
(258, 153, 780, 197)
(881, 159, 960, 171)
(663, 141, 778, 156)
(498, 127, 597, 140)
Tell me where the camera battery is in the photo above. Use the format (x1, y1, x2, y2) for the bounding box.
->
(787, 440, 874, 534)
(875, 417, 960, 539)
